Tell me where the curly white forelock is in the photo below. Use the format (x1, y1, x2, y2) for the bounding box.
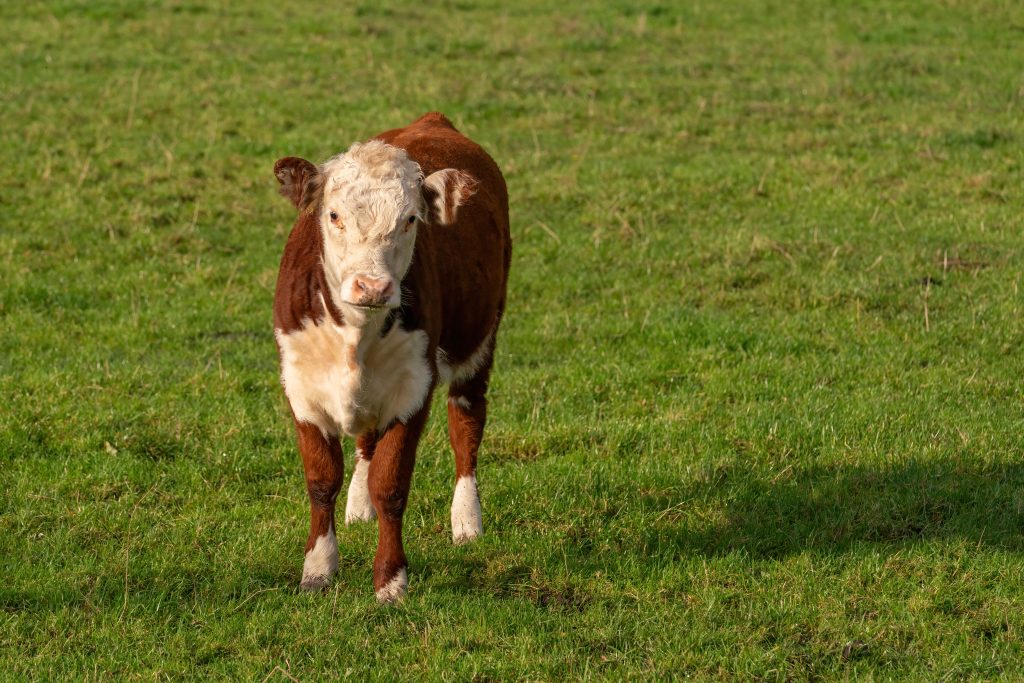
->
(320, 141, 424, 231)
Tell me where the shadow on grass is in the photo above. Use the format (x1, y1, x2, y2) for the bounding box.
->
(633, 458, 1024, 561)
(426, 458, 1024, 605)
(6, 456, 1021, 613)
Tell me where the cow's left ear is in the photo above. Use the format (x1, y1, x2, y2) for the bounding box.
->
(274, 157, 321, 211)
(422, 169, 478, 225)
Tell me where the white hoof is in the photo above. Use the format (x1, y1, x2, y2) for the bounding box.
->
(375, 568, 408, 604)
(345, 456, 376, 524)
(451, 475, 483, 544)
(300, 530, 337, 590)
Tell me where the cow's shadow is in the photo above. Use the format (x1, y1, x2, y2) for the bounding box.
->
(615, 457, 1024, 565)
(434, 457, 1023, 606)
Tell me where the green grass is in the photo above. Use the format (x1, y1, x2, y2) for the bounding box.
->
(3, 0, 1024, 679)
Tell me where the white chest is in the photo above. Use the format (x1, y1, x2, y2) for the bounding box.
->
(275, 318, 431, 437)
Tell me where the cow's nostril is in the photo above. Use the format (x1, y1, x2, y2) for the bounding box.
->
(353, 276, 393, 304)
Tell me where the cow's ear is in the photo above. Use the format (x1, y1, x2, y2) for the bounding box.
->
(422, 168, 477, 225)
(274, 157, 322, 211)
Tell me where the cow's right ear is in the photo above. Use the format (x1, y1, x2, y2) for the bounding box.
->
(274, 157, 323, 212)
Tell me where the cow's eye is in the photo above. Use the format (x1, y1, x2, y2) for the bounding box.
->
(407, 215, 416, 224)
(329, 211, 338, 222)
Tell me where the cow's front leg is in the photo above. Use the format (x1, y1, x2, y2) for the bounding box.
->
(345, 430, 378, 524)
(295, 421, 344, 591)
(368, 408, 429, 603)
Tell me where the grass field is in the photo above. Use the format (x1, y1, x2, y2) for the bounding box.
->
(3, 0, 1024, 679)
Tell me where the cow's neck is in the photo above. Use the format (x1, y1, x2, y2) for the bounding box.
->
(319, 289, 387, 367)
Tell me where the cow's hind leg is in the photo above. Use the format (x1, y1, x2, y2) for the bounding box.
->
(345, 430, 378, 524)
(295, 421, 344, 591)
(447, 359, 493, 544)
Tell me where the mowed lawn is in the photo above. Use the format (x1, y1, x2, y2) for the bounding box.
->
(3, 0, 1024, 679)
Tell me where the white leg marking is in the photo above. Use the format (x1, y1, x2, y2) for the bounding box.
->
(451, 475, 483, 544)
(375, 567, 408, 604)
(345, 454, 376, 524)
(301, 529, 338, 590)
(449, 395, 472, 410)
(436, 328, 494, 386)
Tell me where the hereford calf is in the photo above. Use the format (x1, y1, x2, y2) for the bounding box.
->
(271, 113, 510, 602)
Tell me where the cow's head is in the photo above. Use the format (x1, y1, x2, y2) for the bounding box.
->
(274, 141, 476, 322)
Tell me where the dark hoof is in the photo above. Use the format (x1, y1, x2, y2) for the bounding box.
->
(300, 574, 331, 592)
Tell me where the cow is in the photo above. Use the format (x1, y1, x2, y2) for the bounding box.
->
(271, 113, 510, 603)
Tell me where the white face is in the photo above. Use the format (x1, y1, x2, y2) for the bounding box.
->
(317, 141, 425, 318)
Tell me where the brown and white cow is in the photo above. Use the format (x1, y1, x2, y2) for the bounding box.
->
(271, 113, 510, 602)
